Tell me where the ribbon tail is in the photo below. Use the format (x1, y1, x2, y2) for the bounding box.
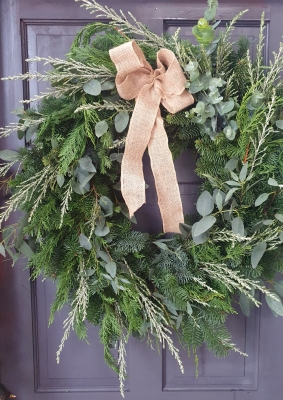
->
(121, 87, 160, 218)
(148, 110, 184, 233)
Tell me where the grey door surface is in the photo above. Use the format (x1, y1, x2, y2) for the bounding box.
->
(1, 1, 283, 399)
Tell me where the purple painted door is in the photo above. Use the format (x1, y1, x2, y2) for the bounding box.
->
(1, 1, 283, 399)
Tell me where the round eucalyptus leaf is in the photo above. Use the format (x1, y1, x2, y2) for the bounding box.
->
(224, 126, 236, 140)
(197, 190, 214, 216)
(79, 156, 96, 172)
(114, 112, 130, 133)
(105, 261, 117, 278)
(83, 79, 101, 96)
(275, 213, 283, 223)
(95, 120, 108, 138)
(204, 6, 217, 21)
(79, 233, 92, 250)
(0, 150, 19, 161)
(99, 196, 113, 216)
(95, 225, 110, 237)
(101, 80, 115, 91)
(193, 215, 216, 237)
(276, 120, 283, 130)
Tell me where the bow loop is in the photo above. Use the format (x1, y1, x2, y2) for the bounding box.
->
(109, 40, 194, 233)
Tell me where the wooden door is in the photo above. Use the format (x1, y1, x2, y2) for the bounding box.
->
(1, 1, 283, 399)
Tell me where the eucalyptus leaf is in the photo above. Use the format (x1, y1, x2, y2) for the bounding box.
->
(95, 225, 110, 237)
(274, 281, 283, 297)
(99, 196, 113, 217)
(280, 232, 283, 242)
(81, 172, 95, 188)
(187, 301, 193, 315)
(225, 187, 239, 203)
(223, 126, 236, 140)
(95, 120, 108, 138)
(251, 241, 267, 268)
(192, 231, 209, 245)
(268, 178, 279, 186)
(57, 174, 65, 188)
(255, 193, 269, 207)
(176, 313, 183, 329)
(83, 79, 101, 96)
(111, 281, 119, 294)
(114, 112, 130, 133)
(225, 158, 238, 171)
(215, 190, 223, 211)
(17, 121, 26, 140)
(217, 99, 234, 116)
(71, 181, 86, 195)
(230, 171, 239, 182)
(179, 223, 192, 237)
(239, 163, 248, 182)
(79, 233, 92, 250)
(26, 124, 38, 142)
(204, 6, 217, 21)
(110, 153, 123, 163)
(97, 250, 111, 263)
(153, 241, 168, 250)
(193, 215, 216, 237)
(265, 293, 283, 316)
(101, 273, 113, 281)
(276, 120, 283, 130)
(15, 213, 29, 249)
(262, 219, 273, 225)
(0, 150, 19, 161)
(0, 243, 6, 257)
(16, 241, 34, 258)
(196, 190, 214, 217)
(225, 180, 241, 187)
(101, 80, 115, 91)
(239, 292, 250, 317)
(275, 213, 283, 224)
(79, 156, 96, 172)
(232, 217, 245, 237)
(105, 261, 117, 278)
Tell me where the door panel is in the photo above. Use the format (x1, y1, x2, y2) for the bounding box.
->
(1, 1, 283, 400)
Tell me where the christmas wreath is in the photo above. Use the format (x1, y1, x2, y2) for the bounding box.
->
(1, 0, 283, 395)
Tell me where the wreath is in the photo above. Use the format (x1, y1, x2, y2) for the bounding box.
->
(1, 0, 283, 396)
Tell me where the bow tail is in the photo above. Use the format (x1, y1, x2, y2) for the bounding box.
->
(148, 109, 184, 233)
(121, 88, 160, 218)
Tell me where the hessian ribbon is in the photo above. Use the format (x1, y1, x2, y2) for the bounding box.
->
(109, 41, 194, 233)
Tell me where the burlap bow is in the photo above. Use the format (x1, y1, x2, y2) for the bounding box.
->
(109, 41, 194, 233)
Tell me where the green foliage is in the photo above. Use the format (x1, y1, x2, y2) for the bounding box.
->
(1, 1, 283, 396)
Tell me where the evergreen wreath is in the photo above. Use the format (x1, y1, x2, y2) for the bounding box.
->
(1, 0, 283, 395)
